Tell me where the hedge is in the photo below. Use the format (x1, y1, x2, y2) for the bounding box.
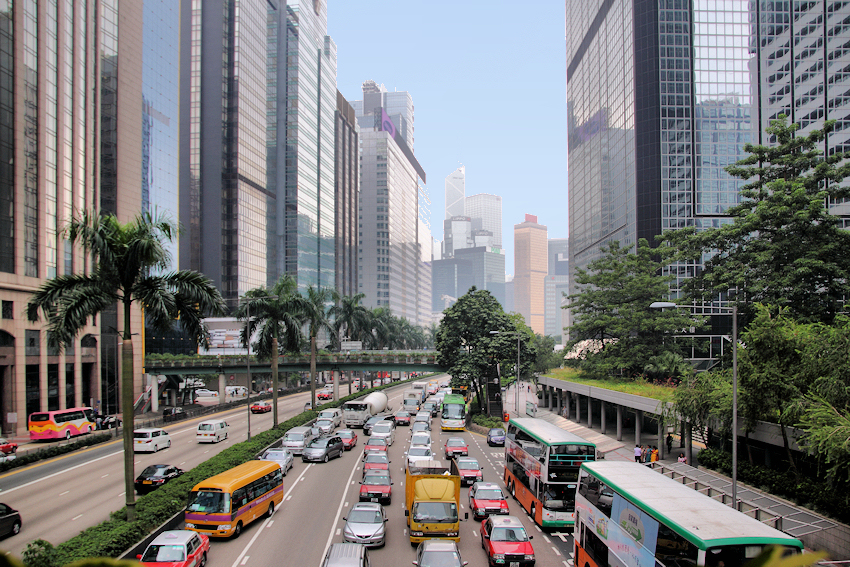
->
(35, 375, 432, 567)
(0, 434, 114, 473)
(697, 448, 850, 524)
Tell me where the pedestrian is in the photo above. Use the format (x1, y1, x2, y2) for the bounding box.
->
(95, 415, 102, 430)
(634, 445, 641, 463)
(640, 445, 648, 463)
(651, 446, 659, 462)
(666, 434, 673, 454)
(678, 452, 687, 464)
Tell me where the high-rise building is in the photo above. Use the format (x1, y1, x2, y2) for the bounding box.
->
(445, 166, 465, 219)
(465, 193, 502, 248)
(179, 0, 269, 310)
(514, 214, 548, 334)
(455, 246, 506, 306)
(548, 239, 569, 276)
(566, 0, 850, 363)
(545, 239, 569, 337)
(354, 81, 430, 326)
(0, 0, 155, 436)
(443, 216, 473, 258)
(334, 91, 360, 299)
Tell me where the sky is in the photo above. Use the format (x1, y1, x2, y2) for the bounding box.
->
(328, 1, 568, 276)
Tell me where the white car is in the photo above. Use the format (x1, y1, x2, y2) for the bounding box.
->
(410, 432, 431, 448)
(406, 446, 433, 471)
(370, 421, 396, 446)
(194, 389, 218, 397)
(133, 428, 171, 453)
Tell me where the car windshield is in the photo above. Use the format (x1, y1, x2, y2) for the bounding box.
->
(365, 454, 388, 464)
(411, 435, 430, 444)
(408, 447, 430, 457)
(367, 438, 387, 446)
(420, 550, 463, 567)
(141, 544, 186, 563)
(140, 465, 169, 477)
(344, 403, 367, 412)
(458, 459, 479, 469)
(489, 429, 504, 436)
(198, 424, 214, 431)
(413, 501, 458, 523)
(475, 489, 504, 500)
(284, 432, 303, 441)
(372, 424, 391, 433)
(338, 431, 353, 439)
(309, 438, 330, 448)
(187, 490, 230, 514)
(490, 527, 530, 542)
(396, 411, 409, 417)
(412, 423, 428, 431)
(262, 450, 287, 459)
(317, 420, 332, 426)
(447, 439, 464, 447)
(348, 509, 382, 524)
(363, 474, 390, 485)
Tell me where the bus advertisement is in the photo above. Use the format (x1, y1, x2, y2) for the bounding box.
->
(440, 394, 468, 431)
(28, 407, 96, 440)
(575, 461, 803, 567)
(504, 418, 596, 528)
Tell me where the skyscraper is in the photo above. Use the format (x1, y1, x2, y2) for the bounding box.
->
(514, 214, 548, 334)
(465, 193, 502, 248)
(179, 0, 269, 310)
(354, 81, 430, 326)
(545, 239, 569, 337)
(566, 0, 850, 363)
(445, 166, 465, 219)
(334, 90, 359, 299)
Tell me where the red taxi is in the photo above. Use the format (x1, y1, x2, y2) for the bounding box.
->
(138, 530, 210, 567)
(444, 436, 468, 459)
(317, 389, 333, 400)
(363, 437, 389, 454)
(338, 429, 358, 450)
(362, 453, 390, 477)
(469, 482, 509, 520)
(250, 400, 271, 414)
(359, 470, 392, 505)
(393, 410, 411, 426)
(480, 515, 535, 567)
(455, 457, 483, 486)
(0, 438, 17, 455)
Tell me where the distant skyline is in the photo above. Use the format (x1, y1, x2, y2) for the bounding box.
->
(328, 1, 568, 276)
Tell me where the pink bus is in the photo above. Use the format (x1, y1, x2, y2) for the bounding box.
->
(29, 407, 96, 440)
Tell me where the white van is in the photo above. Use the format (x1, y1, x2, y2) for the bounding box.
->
(317, 407, 343, 428)
(225, 386, 248, 397)
(196, 419, 229, 443)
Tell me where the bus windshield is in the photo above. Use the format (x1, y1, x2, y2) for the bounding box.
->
(187, 490, 231, 514)
(413, 502, 458, 523)
(442, 405, 464, 419)
(543, 484, 577, 511)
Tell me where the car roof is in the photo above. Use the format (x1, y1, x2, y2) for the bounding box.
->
(420, 539, 459, 552)
(134, 428, 166, 433)
(488, 515, 525, 528)
(473, 482, 502, 491)
(150, 530, 197, 546)
(351, 501, 382, 512)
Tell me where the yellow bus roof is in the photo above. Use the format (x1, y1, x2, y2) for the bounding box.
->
(190, 461, 281, 492)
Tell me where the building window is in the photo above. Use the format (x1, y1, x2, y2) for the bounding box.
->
(1, 301, 11, 319)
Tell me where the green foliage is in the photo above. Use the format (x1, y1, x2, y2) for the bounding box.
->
(531, 334, 564, 375)
(566, 239, 701, 379)
(665, 116, 850, 325)
(235, 275, 305, 359)
(0, 434, 112, 473)
(667, 371, 731, 438)
(471, 413, 505, 430)
(796, 395, 850, 494)
(22, 540, 60, 567)
(643, 351, 692, 385)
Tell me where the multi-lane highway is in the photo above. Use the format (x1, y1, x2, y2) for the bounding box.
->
(0, 377, 575, 566)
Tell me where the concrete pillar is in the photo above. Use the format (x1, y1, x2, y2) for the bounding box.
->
(616, 405, 623, 441)
(219, 373, 226, 405)
(575, 394, 581, 423)
(657, 418, 664, 459)
(169, 389, 177, 406)
(680, 421, 686, 447)
(151, 375, 159, 413)
(565, 391, 571, 420)
(685, 422, 694, 466)
(332, 370, 339, 401)
(635, 410, 643, 446)
(555, 389, 561, 414)
(600, 402, 607, 434)
(587, 396, 593, 427)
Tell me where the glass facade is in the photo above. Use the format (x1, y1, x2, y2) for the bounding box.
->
(444, 166, 465, 219)
(0, 1, 13, 274)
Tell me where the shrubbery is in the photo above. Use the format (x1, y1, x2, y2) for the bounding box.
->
(471, 413, 506, 430)
(697, 448, 850, 524)
(0, 434, 113, 473)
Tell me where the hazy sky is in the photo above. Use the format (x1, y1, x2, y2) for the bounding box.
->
(328, 1, 568, 276)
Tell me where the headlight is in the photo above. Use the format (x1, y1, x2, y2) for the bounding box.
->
(343, 528, 354, 538)
(185, 523, 195, 529)
(217, 524, 232, 530)
(524, 555, 535, 561)
(476, 508, 485, 514)
(493, 554, 505, 561)
(410, 531, 424, 536)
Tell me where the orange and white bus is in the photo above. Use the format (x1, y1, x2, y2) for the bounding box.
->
(185, 461, 283, 538)
(28, 407, 96, 441)
(504, 418, 596, 528)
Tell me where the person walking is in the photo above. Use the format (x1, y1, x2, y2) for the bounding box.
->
(666, 434, 673, 455)
(634, 445, 641, 462)
(640, 445, 648, 463)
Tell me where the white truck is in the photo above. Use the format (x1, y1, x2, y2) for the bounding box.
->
(342, 391, 389, 428)
(402, 389, 421, 413)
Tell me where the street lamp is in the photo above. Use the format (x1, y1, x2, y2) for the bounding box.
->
(242, 295, 278, 440)
(490, 330, 521, 416)
(650, 301, 738, 508)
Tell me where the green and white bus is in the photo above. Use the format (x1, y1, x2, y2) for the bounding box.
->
(575, 461, 803, 567)
(440, 393, 468, 431)
(505, 418, 597, 528)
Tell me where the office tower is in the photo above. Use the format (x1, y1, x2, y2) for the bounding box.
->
(445, 166, 465, 219)
(465, 193, 502, 248)
(514, 214, 548, 334)
(431, 258, 474, 312)
(548, 239, 569, 276)
(355, 82, 430, 326)
(545, 239, 569, 337)
(566, 0, 850, 363)
(180, 0, 269, 310)
(443, 216, 473, 258)
(334, 91, 359, 299)
(455, 247, 506, 306)
(505, 277, 515, 314)
(0, 1, 152, 436)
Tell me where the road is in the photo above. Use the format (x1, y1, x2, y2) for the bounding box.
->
(0, 376, 575, 566)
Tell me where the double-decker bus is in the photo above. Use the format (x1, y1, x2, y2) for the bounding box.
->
(440, 393, 468, 431)
(29, 407, 96, 440)
(575, 461, 803, 567)
(505, 417, 596, 528)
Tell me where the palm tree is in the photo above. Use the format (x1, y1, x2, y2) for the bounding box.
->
(329, 292, 369, 395)
(27, 210, 225, 521)
(366, 306, 395, 349)
(236, 275, 304, 426)
(301, 286, 335, 409)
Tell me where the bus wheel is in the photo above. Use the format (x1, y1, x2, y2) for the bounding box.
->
(511, 482, 517, 499)
(267, 501, 275, 518)
(233, 522, 243, 538)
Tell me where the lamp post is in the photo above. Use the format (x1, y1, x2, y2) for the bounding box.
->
(242, 294, 279, 441)
(650, 301, 738, 508)
(490, 331, 521, 415)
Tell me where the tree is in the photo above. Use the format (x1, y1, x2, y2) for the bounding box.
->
(329, 293, 370, 395)
(797, 395, 850, 501)
(643, 351, 692, 385)
(665, 116, 850, 325)
(27, 210, 225, 520)
(301, 286, 334, 409)
(531, 334, 563, 376)
(236, 275, 304, 426)
(566, 238, 698, 379)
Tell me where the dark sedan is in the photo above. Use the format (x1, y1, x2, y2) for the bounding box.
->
(487, 428, 506, 447)
(134, 464, 184, 494)
(0, 503, 20, 538)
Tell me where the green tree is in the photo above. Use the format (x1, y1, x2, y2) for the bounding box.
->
(643, 351, 692, 384)
(26, 210, 225, 520)
(797, 395, 850, 498)
(301, 286, 334, 409)
(531, 334, 563, 375)
(329, 293, 370, 395)
(668, 370, 732, 447)
(665, 116, 850, 324)
(236, 275, 304, 425)
(566, 238, 698, 379)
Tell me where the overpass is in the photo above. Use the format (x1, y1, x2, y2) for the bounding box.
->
(144, 350, 448, 376)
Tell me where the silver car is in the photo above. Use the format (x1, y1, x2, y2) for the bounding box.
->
(315, 418, 335, 435)
(342, 502, 387, 548)
(258, 448, 294, 476)
(302, 435, 344, 463)
(369, 421, 395, 446)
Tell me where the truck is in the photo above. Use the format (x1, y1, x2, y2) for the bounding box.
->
(342, 391, 389, 428)
(402, 389, 420, 412)
(404, 460, 465, 544)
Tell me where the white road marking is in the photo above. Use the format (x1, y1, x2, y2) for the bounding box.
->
(286, 495, 292, 501)
(335, 528, 340, 536)
(535, 525, 543, 532)
(267, 521, 273, 527)
(344, 502, 348, 508)
(101, 474, 109, 478)
(320, 449, 366, 561)
(0, 450, 122, 495)
(135, 460, 141, 464)
(543, 534, 551, 543)
(552, 547, 561, 556)
(59, 491, 69, 496)
(240, 557, 249, 565)
(564, 562, 571, 567)
(118, 492, 125, 497)
(72, 514, 83, 520)
(180, 461, 186, 465)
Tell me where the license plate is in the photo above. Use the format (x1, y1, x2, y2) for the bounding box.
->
(370, 498, 378, 502)
(143, 481, 152, 484)
(510, 563, 520, 567)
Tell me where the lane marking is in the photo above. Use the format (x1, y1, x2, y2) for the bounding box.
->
(543, 534, 551, 543)
(0, 451, 121, 495)
(240, 557, 249, 565)
(335, 528, 340, 536)
(72, 514, 83, 520)
(552, 547, 561, 556)
(59, 491, 69, 496)
(101, 474, 109, 478)
(320, 449, 365, 561)
(266, 521, 273, 528)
